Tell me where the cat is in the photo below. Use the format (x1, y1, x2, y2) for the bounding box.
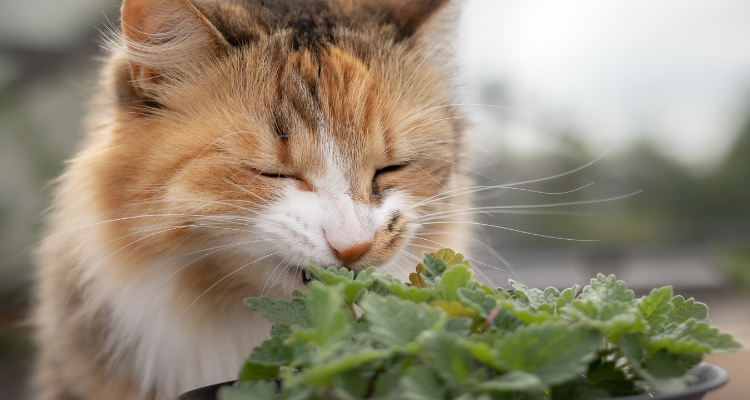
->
(32, 0, 473, 399)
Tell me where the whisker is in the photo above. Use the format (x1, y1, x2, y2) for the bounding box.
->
(403, 234, 503, 272)
(416, 209, 595, 222)
(178, 252, 280, 319)
(403, 152, 612, 213)
(411, 221, 598, 242)
(406, 160, 446, 190)
(261, 259, 286, 297)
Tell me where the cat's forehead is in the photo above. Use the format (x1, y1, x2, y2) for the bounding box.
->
(269, 46, 393, 163)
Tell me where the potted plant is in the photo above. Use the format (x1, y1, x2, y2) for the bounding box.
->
(178, 249, 741, 400)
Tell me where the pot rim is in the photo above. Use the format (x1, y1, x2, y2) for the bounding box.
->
(176, 362, 730, 400)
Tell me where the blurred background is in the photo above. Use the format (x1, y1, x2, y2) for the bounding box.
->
(1, 0, 748, 398)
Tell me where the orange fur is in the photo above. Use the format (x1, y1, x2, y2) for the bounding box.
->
(33, 0, 472, 399)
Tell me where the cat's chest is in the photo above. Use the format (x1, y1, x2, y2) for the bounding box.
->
(103, 261, 272, 399)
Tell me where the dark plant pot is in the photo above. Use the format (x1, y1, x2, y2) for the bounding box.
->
(175, 362, 729, 400)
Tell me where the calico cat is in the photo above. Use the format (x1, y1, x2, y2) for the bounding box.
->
(32, 0, 472, 399)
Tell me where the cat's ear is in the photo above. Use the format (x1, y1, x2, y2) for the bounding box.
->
(365, 0, 453, 38)
(120, 0, 230, 95)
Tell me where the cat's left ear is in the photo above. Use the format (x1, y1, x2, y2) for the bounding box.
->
(363, 0, 453, 38)
(120, 0, 230, 95)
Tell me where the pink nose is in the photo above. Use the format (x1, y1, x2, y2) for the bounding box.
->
(329, 241, 372, 264)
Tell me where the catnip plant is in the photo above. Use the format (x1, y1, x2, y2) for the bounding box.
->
(220, 249, 741, 400)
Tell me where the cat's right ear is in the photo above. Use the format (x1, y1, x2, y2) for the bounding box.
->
(119, 0, 230, 96)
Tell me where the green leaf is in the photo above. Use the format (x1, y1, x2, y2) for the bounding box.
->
(270, 324, 292, 338)
(434, 264, 475, 301)
(509, 280, 565, 313)
(550, 381, 611, 400)
(617, 334, 690, 392)
(238, 362, 279, 381)
(476, 370, 545, 392)
(668, 296, 708, 324)
(444, 317, 474, 335)
(457, 287, 498, 318)
(423, 332, 477, 387)
(648, 319, 743, 354)
(359, 295, 445, 347)
(248, 337, 293, 366)
(420, 252, 448, 285)
(638, 286, 674, 332)
(305, 263, 354, 285)
(565, 300, 646, 341)
(643, 349, 690, 379)
(399, 365, 447, 400)
(294, 282, 350, 348)
(244, 296, 311, 328)
(586, 360, 635, 397)
(579, 274, 634, 303)
(299, 349, 391, 386)
(475, 321, 601, 386)
(560, 284, 581, 305)
(502, 301, 558, 325)
(218, 380, 277, 400)
(379, 275, 434, 303)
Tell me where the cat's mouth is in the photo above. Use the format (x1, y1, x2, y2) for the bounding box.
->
(299, 267, 313, 286)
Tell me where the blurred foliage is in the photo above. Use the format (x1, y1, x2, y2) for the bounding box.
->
(722, 250, 750, 294)
(473, 114, 750, 251)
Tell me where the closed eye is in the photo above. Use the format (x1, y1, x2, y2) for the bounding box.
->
(374, 162, 408, 179)
(259, 171, 293, 179)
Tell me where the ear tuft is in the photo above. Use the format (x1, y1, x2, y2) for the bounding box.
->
(374, 0, 452, 38)
(119, 0, 229, 95)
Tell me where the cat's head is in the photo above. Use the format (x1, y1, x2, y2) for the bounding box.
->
(95, 0, 467, 290)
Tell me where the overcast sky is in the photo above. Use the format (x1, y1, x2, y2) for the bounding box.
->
(457, 0, 750, 169)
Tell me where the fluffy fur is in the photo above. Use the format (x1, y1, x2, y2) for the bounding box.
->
(32, 0, 472, 399)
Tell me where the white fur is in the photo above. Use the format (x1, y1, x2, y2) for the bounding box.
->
(99, 259, 272, 399)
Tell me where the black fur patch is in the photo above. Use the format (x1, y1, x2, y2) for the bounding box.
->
(192, 0, 344, 50)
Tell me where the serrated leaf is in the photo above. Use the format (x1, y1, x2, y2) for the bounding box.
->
(294, 282, 350, 347)
(305, 263, 354, 285)
(565, 300, 646, 341)
(248, 336, 293, 366)
(270, 324, 292, 338)
(643, 349, 690, 379)
(244, 296, 311, 328)
(648, 319, 743, 354)
(423, 332, 477, 387)
(475, 321, 601, 386)
(218, 380, 277, 400)
(434, 265, 476, 301)
(457, 287, 498, 317)
(420, 252, 448, 285)
(379, 274, 433, 303)
(579, 274, 634, 303)
(668, 296, 708, 324)
(359, 295, 445, 346)
(617, 334, 690, 393)
(408, 263, 429, 288)
(238, 362, 279, 381)
(502, 301, 558, 325)
(638, 286, 674, 332)
(299, 349, 391, 386)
